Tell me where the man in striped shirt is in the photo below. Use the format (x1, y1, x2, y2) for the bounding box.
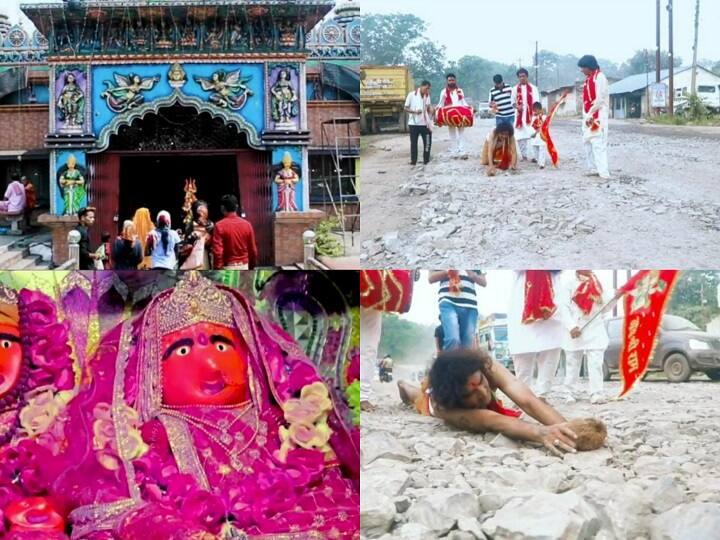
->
(488, 74, 515, 127)
(429, 270, 487, 351)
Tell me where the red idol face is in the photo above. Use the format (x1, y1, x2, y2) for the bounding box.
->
(0, 322, 22, 400)
(5, 497, 66, 533)
(161, 322, 249, 406)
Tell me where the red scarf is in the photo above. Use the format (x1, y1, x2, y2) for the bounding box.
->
(443, 86, 464, 107)
(488, 395, 522, 418)
(515, 83, 534, 128)
(532, 113, 545, 131)
(415, 89, 433, 132)
(573, 272, 604, 315)
(493, 139, 512, 170)
(522, 270, 556, 323)
(583, 69, 601, 132)
(447, 270, 462, 294)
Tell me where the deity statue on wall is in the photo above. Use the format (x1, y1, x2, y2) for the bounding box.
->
(58, 153, 86, 216)
(180, 21, 197, 48)
(56, 72, 85, 129)
(274, 152, 300, 212)
(100, 73, 161, 113)
(194, 69, 254, 110)
(229, 23, 245, 48)
(271, 68, 299, 128)
(205, 26, 223, 50)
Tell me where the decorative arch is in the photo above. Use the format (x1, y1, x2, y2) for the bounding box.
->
(93, 90, 262, 152)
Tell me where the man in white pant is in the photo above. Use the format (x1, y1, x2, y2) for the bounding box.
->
(511, 68, 539, 161)
(508, 271, 564, 398)
(436, 73, 468, 155)
(578, 55, 610, 179)
(360, 306, 382, 411)
(558, 270, 613, 404)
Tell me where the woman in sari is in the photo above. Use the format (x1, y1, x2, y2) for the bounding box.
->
(131, 208, 154, 270)
(48, 273, 359, 539)
(0, 179, 27, 214)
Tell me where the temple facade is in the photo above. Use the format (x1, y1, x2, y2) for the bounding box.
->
(0, 0, 359, 266)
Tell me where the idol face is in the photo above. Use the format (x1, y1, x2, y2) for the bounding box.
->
(161, 322, 249, 406)
(0, 322, 22, 400)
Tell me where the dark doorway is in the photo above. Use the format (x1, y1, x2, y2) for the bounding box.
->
(118, 154, 238, 230)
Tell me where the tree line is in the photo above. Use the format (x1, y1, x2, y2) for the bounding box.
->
(362, 14, 720, 104)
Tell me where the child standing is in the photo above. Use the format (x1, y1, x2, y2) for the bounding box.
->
(94, 231, 111, 270)
(530, 102, 550, 169)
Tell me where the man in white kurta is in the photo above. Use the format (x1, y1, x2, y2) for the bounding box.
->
(436, 73, 469, 155)
(558, 271, 612, 404)
(360, 306, 381, 410)
(511, 68, 539, 161)
(508, 271, 564, 398)
(578, 55, 610, 179)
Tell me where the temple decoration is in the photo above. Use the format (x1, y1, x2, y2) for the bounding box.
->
(55, 67, 86, 133)
(181, 178, 198, 227)
(56, 152, 88, 216)
(270, 65, 300, 130)
(167, 62, 187, 89)
(307, 1, 361, 59)
(194, 69, 254, 110)
(0, 23, 47, 65)
(100, 73, 161, 113)
(274, 151, 300, 212)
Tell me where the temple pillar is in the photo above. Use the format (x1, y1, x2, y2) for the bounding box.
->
(273, 210, 325, 266)
(38, 213, 79, 266)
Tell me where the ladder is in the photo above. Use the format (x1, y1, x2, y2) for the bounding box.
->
(320, 117, 360, 252)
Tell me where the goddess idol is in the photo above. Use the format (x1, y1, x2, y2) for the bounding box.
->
(49, 273, 359, 539)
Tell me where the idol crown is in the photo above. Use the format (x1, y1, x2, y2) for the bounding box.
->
(0, 283, 18, 305)
(157, 272, 234, 335)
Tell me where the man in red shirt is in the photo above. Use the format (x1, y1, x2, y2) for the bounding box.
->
(211, 194, 258, 269)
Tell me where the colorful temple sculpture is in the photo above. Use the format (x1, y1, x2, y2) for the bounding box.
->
(0, 1, 360, 266)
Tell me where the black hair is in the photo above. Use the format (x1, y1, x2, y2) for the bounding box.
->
(446, 73, 456, 80)
(77, 207, 95, 221)
(429, 349, 493, 410)
(577, 55, 600, 70)
(533, 101, 543, 109)
(420, 80, 432, 87)
(494, 122, 515, 137)
(516, 68, 529, 77)
(9, 172, 20, 182)
(101, 232, 111, 242)
(493, 74, 503, 84)
(220, 194, 238, 214)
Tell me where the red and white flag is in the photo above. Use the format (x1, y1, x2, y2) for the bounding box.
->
(617, 270, 680, 398)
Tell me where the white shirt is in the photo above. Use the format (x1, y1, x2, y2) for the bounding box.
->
(510, 82, 539, 139)
(582, 71, 610, 137)
(558, 271, 611, 352)
(508, 271, 564, 355)
(404, 90, 432, 126)
(436, 87, 468, 108)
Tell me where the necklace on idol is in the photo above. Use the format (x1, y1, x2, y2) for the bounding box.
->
(161, 400, 259, 471)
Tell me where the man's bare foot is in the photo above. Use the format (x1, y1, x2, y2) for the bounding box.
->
(360, 400, 377, 412)
(398, 381, 412, 405)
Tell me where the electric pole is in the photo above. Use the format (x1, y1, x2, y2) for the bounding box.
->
(667, 0, 674, 116)
(691, 0, 700, 96)
(656, 0, 661, 83)
(535, 41, 539, 87)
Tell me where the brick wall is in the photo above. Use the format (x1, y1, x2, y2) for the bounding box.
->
(273, 210, 326, 266)
(307, 101, 359, 148)
(0, 105, 48, 151)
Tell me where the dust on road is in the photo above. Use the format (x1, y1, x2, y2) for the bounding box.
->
(361, 119, 720, 268)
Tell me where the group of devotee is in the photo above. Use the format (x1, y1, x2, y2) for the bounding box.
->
(74, 194, 258, 271)
(0, 173, 37, 227)
(403, 54, 610, 179)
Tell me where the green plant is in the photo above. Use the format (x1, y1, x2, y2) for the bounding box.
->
(680, 92, 710, 121)
(315, 217, 344, 257)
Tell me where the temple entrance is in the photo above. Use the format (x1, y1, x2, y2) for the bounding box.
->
(87, 104, 274, 265)
(118, 153, 238, 230)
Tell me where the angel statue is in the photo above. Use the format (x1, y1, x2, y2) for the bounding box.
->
(194, 69, 254, 110)
(100, 73, 161, 113)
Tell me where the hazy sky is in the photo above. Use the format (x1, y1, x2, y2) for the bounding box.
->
(403, 270, 629, 327)
(363, 0, 720, 66)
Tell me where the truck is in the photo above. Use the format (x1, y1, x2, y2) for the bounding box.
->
(478, 313, 512, 371)
(360, 65, 414, 134)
